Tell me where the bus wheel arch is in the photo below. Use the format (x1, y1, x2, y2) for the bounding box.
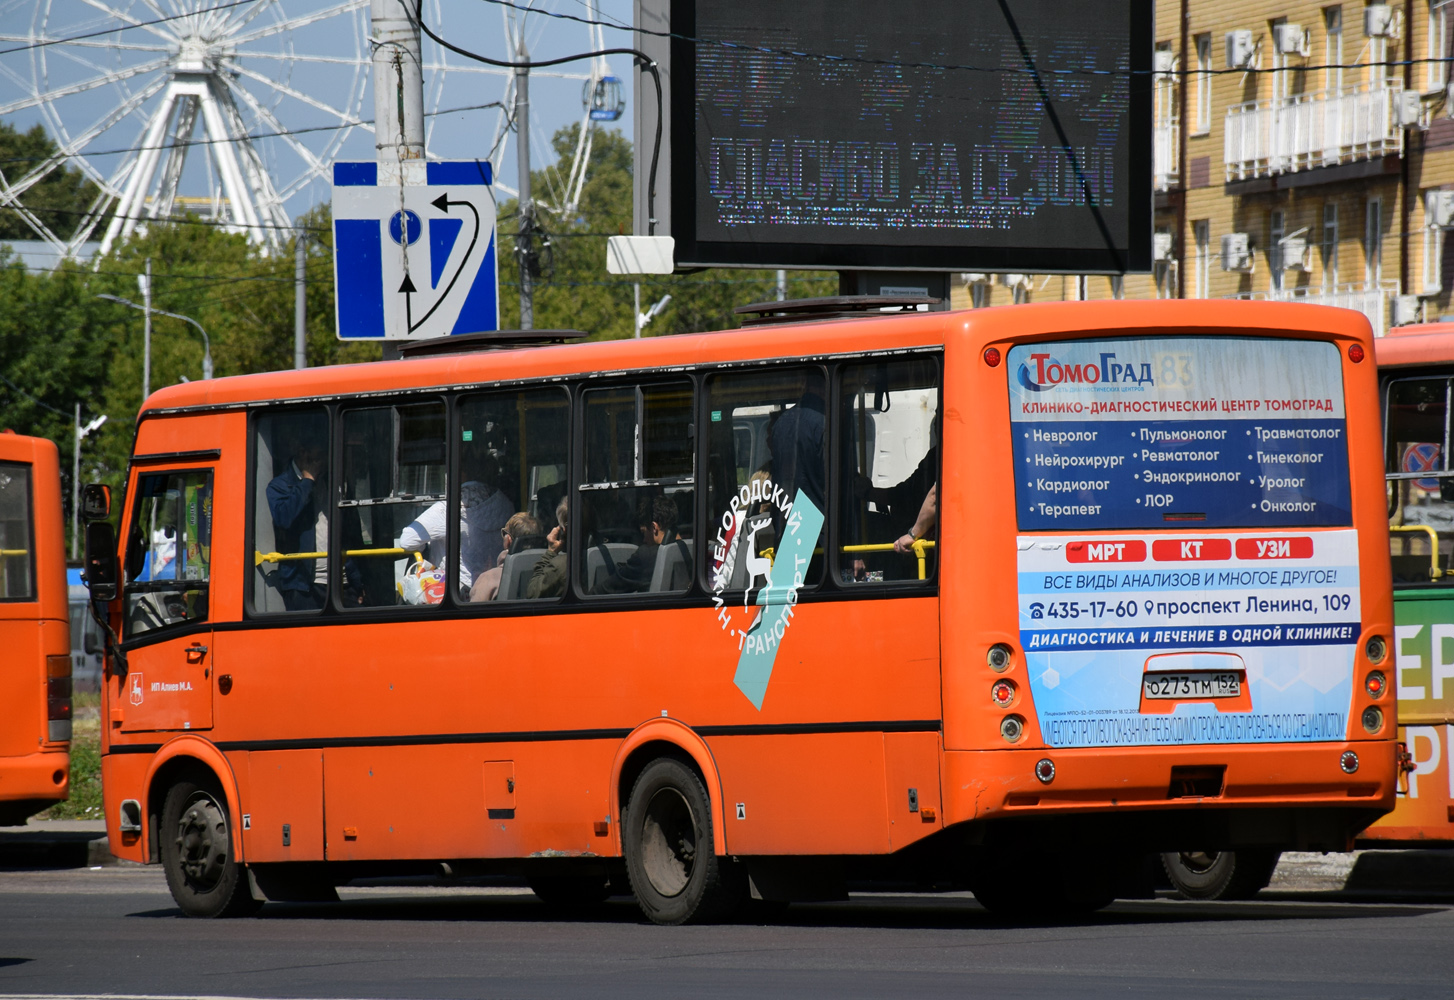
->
(143, 738, 244, 867)
(612, 722, 727, 857)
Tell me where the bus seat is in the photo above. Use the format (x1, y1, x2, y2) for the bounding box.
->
(586, 542, 637, 592)
(497, 549, 547, 600)
(650, 539, 694, 592)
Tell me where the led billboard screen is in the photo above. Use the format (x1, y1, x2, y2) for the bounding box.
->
(668, 0, 1152, 272)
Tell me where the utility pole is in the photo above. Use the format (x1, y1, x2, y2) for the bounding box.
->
(294, 233, 307, 369)
(515, 35, 534, 330)
(776, 269, 787, 302)
(139, 257, 151, 400)
(370, 0, 425, 162)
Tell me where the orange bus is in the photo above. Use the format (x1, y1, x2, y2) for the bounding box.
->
(89, 299, 1397, 921)
(1362, 322, 1454, 845)
(0, 430, 71, 824)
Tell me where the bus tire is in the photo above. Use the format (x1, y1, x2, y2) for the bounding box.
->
(159, 777, 261, 918)
(623, 757, 742, 925)
(1161, 850, 1281, 900)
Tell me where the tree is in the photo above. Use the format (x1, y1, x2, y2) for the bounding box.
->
(0, 122, 104, 242)
(497, 125, 836, 337)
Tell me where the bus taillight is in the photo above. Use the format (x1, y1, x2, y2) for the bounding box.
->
(990, 679, 1016, 708)
(1366, 671, 1387, 697)
(1348, 343, 1365, 363)
(46, 654, 72, 741)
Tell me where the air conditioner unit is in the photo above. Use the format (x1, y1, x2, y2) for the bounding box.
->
(962, 273, 990, 285)
(1225, 30, 1256, 69)
(1398, 90, 1424, 129)
(1427, 190, 1454, 228)
(1272, 23, 1308, 56)
(1280, 233, 1312, 271)
(1001, 273, 1031, 289)
(1154, 50, 1177, 74)
(1393, 294, 1422, 327)
(1365, 4, 1396, 38)
(1153, 232, 1175, 261)
(1221, 233, 1254, 272)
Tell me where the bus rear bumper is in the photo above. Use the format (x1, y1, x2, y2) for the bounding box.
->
(943, 741, 1396, 844)
(0, 750, 70, 823)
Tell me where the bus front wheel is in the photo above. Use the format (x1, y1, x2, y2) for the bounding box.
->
(1161, 850, 1281, 900)
(623, 757, 743, 925)
(159, 777, 261, 918)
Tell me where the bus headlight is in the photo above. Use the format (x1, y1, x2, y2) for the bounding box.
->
(1361, 706, 1384, 734)
(987, 644, 1013, 672)
(1365, 635, 1387, 664)
(1000, 714, 1025, 743)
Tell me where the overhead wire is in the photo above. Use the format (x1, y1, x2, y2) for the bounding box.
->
(0, 0, 256, 57)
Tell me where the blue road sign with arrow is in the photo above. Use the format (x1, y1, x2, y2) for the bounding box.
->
(331, 160, 498, 340)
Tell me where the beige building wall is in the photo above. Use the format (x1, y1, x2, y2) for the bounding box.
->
(950, 0, 1454, 331)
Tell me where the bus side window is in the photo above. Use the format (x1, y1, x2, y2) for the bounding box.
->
(455, 387, 570, 602)
(1387, 377, 1453, 583)
(251, 407, 330, 615)
(0, 460, 34, 600)
(705, 367, 828, 596)
(123, 470, 212, 637)
(339, 400, 446, 609)
(838, 358, 941, 585)
(579, 381, 695, 597)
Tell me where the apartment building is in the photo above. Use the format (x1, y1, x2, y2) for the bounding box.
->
(951, 0, 1454, 335)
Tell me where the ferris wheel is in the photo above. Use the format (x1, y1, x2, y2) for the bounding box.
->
(0, 0, 621, 258)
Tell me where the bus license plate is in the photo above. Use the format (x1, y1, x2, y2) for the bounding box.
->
(1143, 672, 1241, 699)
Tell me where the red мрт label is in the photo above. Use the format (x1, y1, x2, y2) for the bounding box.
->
(1151, 538, 1233, 561)
(1065, 540, 1148, 563)
(1233, 536, 1314, 559)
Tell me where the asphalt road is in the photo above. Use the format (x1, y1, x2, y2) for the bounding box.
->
(0, 867, 1450, 1000)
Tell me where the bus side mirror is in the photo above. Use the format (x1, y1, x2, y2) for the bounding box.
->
(84, 521, 118, 602)
(81, 484, 110, 521)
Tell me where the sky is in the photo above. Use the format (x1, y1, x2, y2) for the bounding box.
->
(0, 0, 636, 234)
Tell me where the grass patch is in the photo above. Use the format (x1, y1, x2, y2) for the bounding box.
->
(36, 691, 103, 821)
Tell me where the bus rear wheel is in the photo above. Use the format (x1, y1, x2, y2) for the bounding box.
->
(1161, 850, 1281, 900)
(623, 758, 742, 925)
(159, 777, 261, 918)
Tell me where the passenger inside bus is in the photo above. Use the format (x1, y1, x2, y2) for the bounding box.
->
(469, 511, 543, 602)
(593, 495, 682, 595)
(395, 443, 512, 594)
(266, 439, 327, 611)
(527, 497, 570, 599)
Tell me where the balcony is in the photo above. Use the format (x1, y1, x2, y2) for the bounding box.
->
(1224, 80, 1404, 182)
(1154, 118, 1179, 191)
(1231, 279, 1399, 337)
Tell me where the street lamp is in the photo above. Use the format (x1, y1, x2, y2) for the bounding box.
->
(96, 294, 213, 381)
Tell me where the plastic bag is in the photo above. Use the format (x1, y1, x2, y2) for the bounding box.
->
(399, 555, 446, 605)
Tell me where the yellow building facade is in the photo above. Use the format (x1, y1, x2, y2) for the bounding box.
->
(951, 0, 1454, 336)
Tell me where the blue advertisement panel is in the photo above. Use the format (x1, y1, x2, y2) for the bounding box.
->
(1010, 337, 1359, 747)
(1008, 338, 1351, 531)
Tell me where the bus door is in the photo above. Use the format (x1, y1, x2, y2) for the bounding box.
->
(118, 467, 215, 733)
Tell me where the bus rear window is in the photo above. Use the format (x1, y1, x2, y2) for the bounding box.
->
(1007, 337, 1351, 530)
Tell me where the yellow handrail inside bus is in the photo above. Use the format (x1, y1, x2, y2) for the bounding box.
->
(255, 547, 406, 566)
(0, 548, 27, 557)
(1389, 525, 1444, 580)
(842, 540, 936, 581)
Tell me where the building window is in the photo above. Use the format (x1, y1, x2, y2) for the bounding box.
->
(1324, 7, 1344, 93)
(1109, 275, 1124, 300)
(1322, 203, 1339, 289)
(1194, 220, 1211, 298)
(1430, 1, 1452, 92)
(1194, 34, 1212, 133)
(1366, 199, 1383, 286)
(1270, 210, 1286, 292)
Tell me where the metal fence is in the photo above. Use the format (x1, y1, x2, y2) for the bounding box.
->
(1224, 80, 1403, 181)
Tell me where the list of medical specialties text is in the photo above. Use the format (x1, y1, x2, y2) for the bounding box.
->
(1006, 338, 1353, 532)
